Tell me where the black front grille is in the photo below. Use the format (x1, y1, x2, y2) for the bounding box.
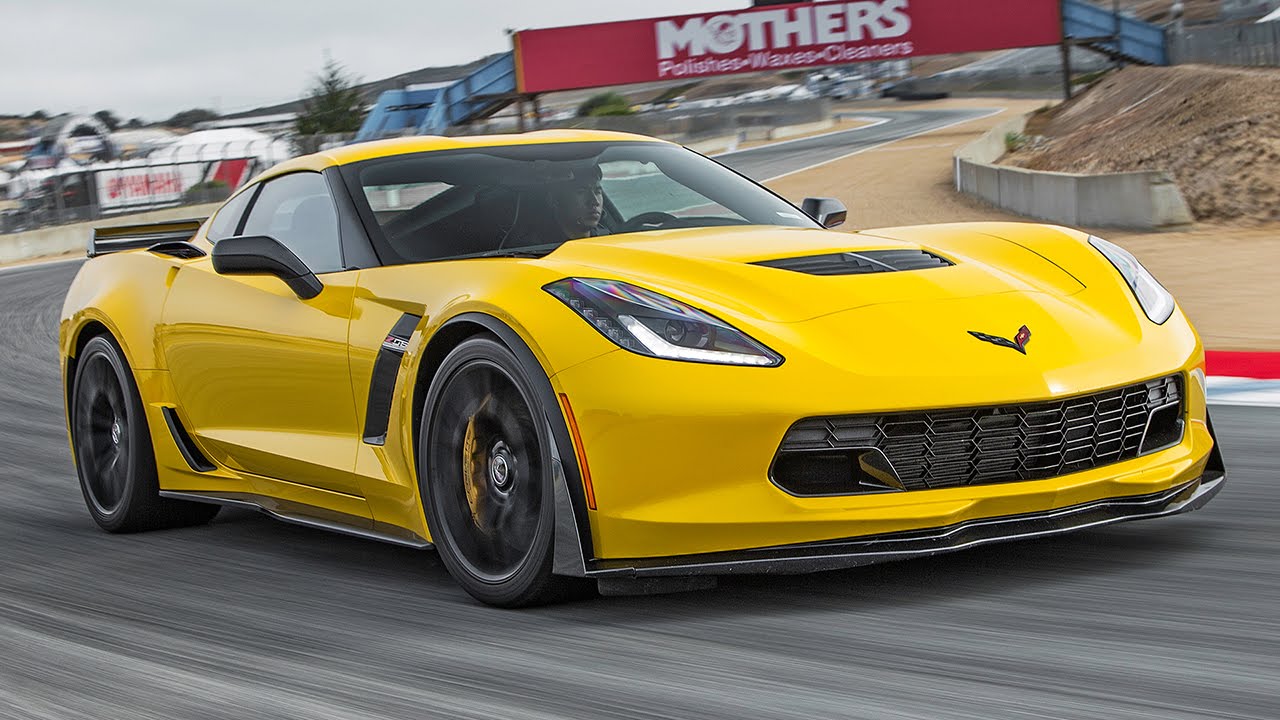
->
(754, 249, 953, 276)
(776, 375, 1184, 492)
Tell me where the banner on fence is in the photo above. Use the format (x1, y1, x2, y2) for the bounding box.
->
(94, 159, 254, 213)
(514, 0, 1063, 94)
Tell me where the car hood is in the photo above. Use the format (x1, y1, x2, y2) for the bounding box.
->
(542, 224, 1086, 324)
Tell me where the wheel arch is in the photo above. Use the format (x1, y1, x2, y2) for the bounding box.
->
(61, 253, 177, 371)
(411, 312, 595, 575)
(64, 319, 114, 417)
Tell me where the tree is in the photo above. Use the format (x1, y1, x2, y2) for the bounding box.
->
(165, 108, 219, 128)
(125, 117, 145, 129)
(94, 110, 121, 131)
(295, 57, 366, 135)
(577, 92, 635, 118)
(27, 110, 48, 120)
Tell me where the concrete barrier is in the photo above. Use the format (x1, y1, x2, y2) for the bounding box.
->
(689, 118, 837, 155)
(954, 115, 1194, 230)
(0, 203, 222, 265)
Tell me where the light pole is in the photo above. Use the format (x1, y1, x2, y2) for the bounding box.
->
(1113, 0, 1124, 70)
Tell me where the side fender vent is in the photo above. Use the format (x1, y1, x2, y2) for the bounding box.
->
(754, 249, 953, 276)
(162, 407, 216, 473)
(363, 313, 423, 446)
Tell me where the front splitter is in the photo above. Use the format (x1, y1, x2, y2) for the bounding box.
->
(588, 471, 1225, 578)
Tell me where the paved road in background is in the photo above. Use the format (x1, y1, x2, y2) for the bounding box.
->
(715, 106, 997, 180)
(1, 112, 1276, 719)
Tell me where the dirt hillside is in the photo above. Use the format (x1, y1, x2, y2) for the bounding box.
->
(1004, 65, 1280, 222)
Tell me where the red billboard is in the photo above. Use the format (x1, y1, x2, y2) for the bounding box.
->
(514, 0, 1063, 94)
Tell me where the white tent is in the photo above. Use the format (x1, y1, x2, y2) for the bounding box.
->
(146, 128, 294, 166)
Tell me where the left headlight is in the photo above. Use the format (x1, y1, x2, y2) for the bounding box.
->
(1088, 235, 1175, 324)
(544, 278, 783, 367)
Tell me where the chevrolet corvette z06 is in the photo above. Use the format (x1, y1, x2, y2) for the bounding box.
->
(61, 130, 1224, 606)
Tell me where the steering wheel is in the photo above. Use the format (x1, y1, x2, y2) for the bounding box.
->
(618, 211, 681, 234)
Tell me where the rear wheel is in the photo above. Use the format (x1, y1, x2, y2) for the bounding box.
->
(71, 335, 219, 532)
(421, 336, 582, 607)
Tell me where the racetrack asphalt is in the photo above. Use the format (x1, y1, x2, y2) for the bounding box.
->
(715, 106, 997, 181)
(1, 112, 1276, 719)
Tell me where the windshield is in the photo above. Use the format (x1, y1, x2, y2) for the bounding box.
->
(346, 141, 819, 264)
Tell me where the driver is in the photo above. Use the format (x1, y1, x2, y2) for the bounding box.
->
(548, 166, 606, 240)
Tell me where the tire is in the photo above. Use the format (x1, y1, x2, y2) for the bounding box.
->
(420, 336, 583, 607)
(70, 334, 220, 533)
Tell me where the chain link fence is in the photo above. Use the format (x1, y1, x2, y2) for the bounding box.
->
(1167, 20, 1280, 66)
(2, 100, 828, 235)
(1, 138, 293, 235)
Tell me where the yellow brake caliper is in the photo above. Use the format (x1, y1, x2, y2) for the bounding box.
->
(461, 395, 493, 529)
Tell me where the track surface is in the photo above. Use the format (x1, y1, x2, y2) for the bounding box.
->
(2, 114, 1278, 719)
(716, 107, 994, 180)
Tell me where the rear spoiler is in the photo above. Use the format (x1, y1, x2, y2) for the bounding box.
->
(88, 217, 208, 258)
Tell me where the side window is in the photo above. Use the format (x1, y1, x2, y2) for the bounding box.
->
(205, 186, 256, 241)
(241, 172, 343, 274)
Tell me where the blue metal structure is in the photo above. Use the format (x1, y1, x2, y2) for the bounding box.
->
(353, 2, 1170, 141)
(1062, 0, 1169, 66)
(355, 53, 519, 142)
(354, 86, 447, 141)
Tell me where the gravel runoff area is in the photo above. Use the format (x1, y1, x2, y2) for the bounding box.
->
(767, 96, 1280, 352)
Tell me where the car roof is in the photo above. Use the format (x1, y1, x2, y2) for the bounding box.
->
(257, 129, 673, 181)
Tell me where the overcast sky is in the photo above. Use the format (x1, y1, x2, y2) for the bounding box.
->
(4, 0, 744, 121)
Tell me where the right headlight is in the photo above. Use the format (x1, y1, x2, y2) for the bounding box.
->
(1088, 235, 1175, 324)
(544, 277, 783, 367)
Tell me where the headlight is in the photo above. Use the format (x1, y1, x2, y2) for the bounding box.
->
(545, 278, 783, 367)
(1088, 236, 1175, 324)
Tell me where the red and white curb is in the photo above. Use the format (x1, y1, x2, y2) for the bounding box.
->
(1207, 351, 1280, 407)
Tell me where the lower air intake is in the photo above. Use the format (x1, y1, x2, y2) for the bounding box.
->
(775, 374, 1184, 493)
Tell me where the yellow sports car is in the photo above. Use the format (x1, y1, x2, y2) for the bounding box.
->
(61, 130, 1224, 607)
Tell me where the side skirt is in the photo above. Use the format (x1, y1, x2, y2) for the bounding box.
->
(158, 490, 433, 550)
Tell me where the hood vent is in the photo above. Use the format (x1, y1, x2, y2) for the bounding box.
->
(754, 249, 953, 276)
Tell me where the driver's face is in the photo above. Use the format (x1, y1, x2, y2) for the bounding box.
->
(555, 182, 603, 230)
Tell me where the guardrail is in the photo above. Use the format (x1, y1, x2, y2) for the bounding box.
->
(953, 114, 1194, 230)
(0, 203, 224, 265)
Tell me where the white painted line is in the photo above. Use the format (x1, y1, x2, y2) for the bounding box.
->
(762, 108, 1006, 183)
(0, 255, 84, 275)
(1207, 393, 1280, 407)
(711, 117, 891, 157)
(861, 142, 961, 153)
(1206, 377, 1280, 407)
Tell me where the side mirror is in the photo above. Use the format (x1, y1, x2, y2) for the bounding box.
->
(801, 197, 847, 229)
(211, 235, 324, 300)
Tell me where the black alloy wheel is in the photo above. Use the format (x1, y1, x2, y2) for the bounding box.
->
(71, 335, 219, 532)
(422, 336, 581, 607)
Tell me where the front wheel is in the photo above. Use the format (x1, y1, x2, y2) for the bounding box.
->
(421, 336, 581, 607)
(70, 334, 219, 532)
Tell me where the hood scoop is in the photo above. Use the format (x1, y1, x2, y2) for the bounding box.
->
(754, 249, 953, 276)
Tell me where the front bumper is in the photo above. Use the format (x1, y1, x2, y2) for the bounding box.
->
(546, 289, 1219, 561)
(555, 345, 1216, 560)
(588, 466, 1223, 577)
